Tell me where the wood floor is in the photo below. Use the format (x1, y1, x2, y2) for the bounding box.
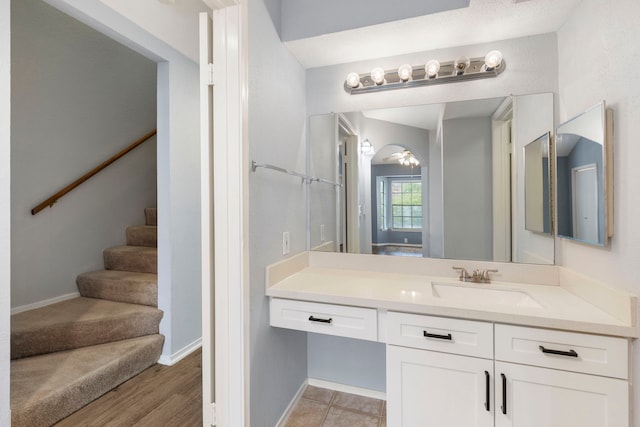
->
(54, 348, 202, 426)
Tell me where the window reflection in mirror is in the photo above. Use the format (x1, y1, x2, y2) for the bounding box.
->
(524, 133, 552, 235)
(308, 93, 555, 265)
(555, 101, 611, 246)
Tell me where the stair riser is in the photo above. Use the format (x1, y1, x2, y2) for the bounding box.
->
(145, 208, 157, 226)
(11, 311, 162, 360)
(77, 279, 157, 307)
(104, 249, 157, 274)
(126, 226, 158, 248)
(11, 335, 164, 427)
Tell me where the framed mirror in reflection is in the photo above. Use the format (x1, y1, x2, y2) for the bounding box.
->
(524, 132, 552, 235)
(555, 101, 612, 246)
(308, 93, 556, 265)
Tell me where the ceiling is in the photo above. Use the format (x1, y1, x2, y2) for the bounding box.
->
(283, 0, 581, 69)
(362, 97, 506, 131)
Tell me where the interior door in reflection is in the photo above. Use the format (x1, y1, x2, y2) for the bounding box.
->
(572, 164, 599, 242)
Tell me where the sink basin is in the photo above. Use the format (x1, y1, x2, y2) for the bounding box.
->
(431, 282, 543, 308)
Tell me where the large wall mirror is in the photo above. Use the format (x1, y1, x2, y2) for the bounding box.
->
(555, 101, 612, 246)
(308, 93, 556, 265)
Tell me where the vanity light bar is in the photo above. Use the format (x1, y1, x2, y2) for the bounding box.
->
(344, 52, 506, 95)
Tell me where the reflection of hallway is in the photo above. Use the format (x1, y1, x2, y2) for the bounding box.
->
(372, 245, 422, 257)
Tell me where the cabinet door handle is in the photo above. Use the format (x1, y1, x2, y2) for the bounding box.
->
(484, 371, 490, 411)
(423, 331, 452, 340)
(308, 315, 332, 324)
(500, 373, 507, 415)
(539, 345, 578, 357)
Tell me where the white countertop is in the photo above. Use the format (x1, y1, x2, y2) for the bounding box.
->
(266, 253, 638, 338)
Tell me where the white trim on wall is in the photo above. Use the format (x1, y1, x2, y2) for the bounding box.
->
(209, 2, 247, 426)
(158, 337, 202, 366)
(10, 292, 80, 315)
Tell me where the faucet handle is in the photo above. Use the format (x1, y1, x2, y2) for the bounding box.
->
(481, 269, 499, 283)
(452, 266, 470, 281)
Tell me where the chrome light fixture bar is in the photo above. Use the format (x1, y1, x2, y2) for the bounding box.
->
(344, 51, 506, 95)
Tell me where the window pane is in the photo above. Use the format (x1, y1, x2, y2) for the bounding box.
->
(402, 206, 411, 217)
(412, 206, 422, 217)
(403, 217, 412, 228)
(393, 218, 403, 228)
(392, 206, 402, 216)
(412, 217, 422, 228)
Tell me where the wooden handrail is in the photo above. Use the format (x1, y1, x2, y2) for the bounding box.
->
(31, 129, 157, 215)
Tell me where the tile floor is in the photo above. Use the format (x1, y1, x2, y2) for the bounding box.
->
(284, 385, 386, 427)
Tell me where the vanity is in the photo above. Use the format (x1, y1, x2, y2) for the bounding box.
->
(266, 251, 637, 427)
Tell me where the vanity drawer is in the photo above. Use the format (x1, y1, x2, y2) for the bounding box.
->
(386, 312, 493, 359)
(270, 298, 377, 341)
(495, 324, 629, 379)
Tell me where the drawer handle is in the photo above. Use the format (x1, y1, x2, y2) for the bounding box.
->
(308, 315, 332, 324)
(484, 371, 490, 411)
(500, 373, 507, 415)
(423, 331, 452, 340)
(539, 345, 578, 358)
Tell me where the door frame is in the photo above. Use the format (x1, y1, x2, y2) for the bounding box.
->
(201, 2, 247, 427)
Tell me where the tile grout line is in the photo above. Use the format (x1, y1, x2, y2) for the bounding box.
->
(319, 390, 337, 426)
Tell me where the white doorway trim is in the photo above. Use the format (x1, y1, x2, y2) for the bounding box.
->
(203, 2, 247, 427)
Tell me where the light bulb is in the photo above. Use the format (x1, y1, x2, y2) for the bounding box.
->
(484, 50, 503, 70)
(371, 67, 386, 85)
(346, 72, 361, 89)
(397, 64, 413, 82)
(454, 57, 470, 75)
(425, 59, 440, 78)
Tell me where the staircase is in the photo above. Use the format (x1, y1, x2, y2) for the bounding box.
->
(10, 208, 162, 427)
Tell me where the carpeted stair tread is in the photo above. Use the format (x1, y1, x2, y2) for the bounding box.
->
(11, 297, 162, 360)
(77, 269, 158, 307)
(145, 208, 157, 226)
(126, 225, 157, 247)
(104, 245, 157, 274)
(11, 334, 164, 427)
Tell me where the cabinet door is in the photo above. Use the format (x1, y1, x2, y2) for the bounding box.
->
(387, 345, 494, 427)
(495, 361, 629, 427)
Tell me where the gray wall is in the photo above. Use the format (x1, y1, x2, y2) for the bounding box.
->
(442, 117, 492, 260)
(248, 0, 308, 424)
(556, 2, 640, 423)
(280, 0, 469, 42)
(0, 0, 10, 422)
(11, 0, 157, 308)
(307, 334, 386, 392)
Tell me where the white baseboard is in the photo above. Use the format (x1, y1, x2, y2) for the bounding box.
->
(275, 380, 308, 427)
(307, 378, 386, 401)
(158, 337, 202, 366)
(11, 292, 80, 315)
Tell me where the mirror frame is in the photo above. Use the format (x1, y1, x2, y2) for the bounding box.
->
(554, 101, 613, 246)
(524, 132, 552, 235)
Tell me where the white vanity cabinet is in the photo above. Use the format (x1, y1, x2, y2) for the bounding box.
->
(386, 312, 495, 427)
(494, 325, 630, 427)
(268, 297, 632, 427)
(385, 314, 631, 427)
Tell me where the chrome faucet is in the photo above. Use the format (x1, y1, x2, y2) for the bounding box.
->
(452, 267, 498, 283)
